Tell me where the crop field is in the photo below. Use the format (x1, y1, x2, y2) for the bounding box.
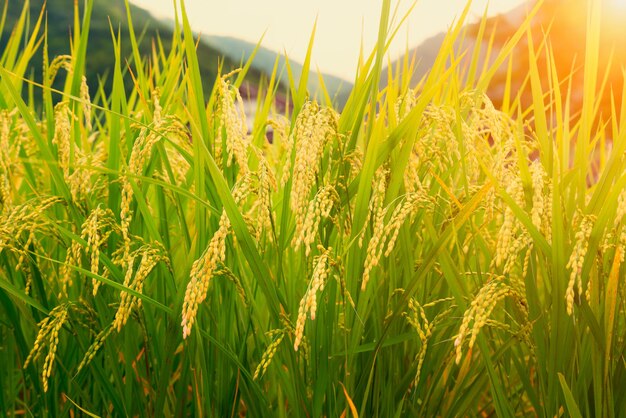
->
(1, 0, 626, 416)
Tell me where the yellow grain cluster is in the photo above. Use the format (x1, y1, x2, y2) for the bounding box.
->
(383, 190, 432, 258)
(52, 102, 72, 180)
(565, 212, 595, 315)
(181, 210, 231, 338)
(454, 277, 512, 364)
(289, 102, 339, 236)
(361, 169, 388, 291)
(293, 185, 338, 256)
(253, 329, 285, 380)
(81, 207, 117, 296)
(113, 244, 169, 332)
(403, 93, 515, 197)
(76, 326, 113, 374)
(264, 116, 291, 180)
(120, 92, 187, 265)
(1, 197, 61, 295)
(494, 173, 528, 273)
(417, 104, 459, 172)
(293, 247, 332, 351)
(58, 240, 81, 299)
(46, 55, 73, 85)
(80, 75, 92, 131)
(395, 89, 418, 120)
(252, 155, 277, 241)
(0, 110, 22, 207)
(213, 266, 248, 306)
(607, 188, 626, 264)
(361, 170, 432, 291)
(51, 99, 105, 201)
(404, 297, 453, 388)
(24, 304, 69, 392)
(215, 73, 250, 173)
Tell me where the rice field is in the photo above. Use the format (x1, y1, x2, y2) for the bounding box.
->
(2, 0, 626, 416)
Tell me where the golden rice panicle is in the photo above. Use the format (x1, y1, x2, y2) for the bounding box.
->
(454, 278, 512, 364)
(267, 115, 290, 148)
(112, 253, 136, 331)
(0, 160, 11, 208)
(46, 55, 73, 85)
(461, 94, 520, 190)
(280, 131, 295, 187)
(345, 148, 363, 181)
(293, 185, 339, 256)
(404, 299, 430, 388)
(403, 152, 424, 195)
(214, 266, 248, 306)
(265, 116, 291, 178)
(67, 153, 94, 201)
(52, 102, 71, 179)
(82, 208, 102, 272)
(164, 145, 192, 188)
(80, 76, 92, 132)
(611, 189, 626, 263)
(359, 168, 387, 248)
(403, 298, 453, 388)
(15, 230, 36, 294)
(76, 326, 113, 374)
(394, 89, 418, 120)
(41, 306, 68, 392)
(181, 210, 231, 339)
(58, 240, 81, 299)
(253, 329, 285, 380)
(232, 173, 254, 206)
(113, 245, 167, 332)
(361, 169, 388, 291)
(80, 207, 116, 296)
(215, 73, 250, 173)
(530, 161, 545, 229)
(23, 316, 52, 371)
(119, 100, 165, 264)
(24, 304, 69, 392)
(0, 110, 16, 207)
(151, 89, 163, 123)
(417, 104, 459, 173)
(254, 156, 277, 241)
(530, 161, 552, 242)
(48, 92, 102, 202)
(293, 247, 332, 351)
(494, 173, 528, 273)
(290, 102, 339, 234)
(565, 212, 596, 316)
(615, 189, 626, 228)
(383, 190, 432, 258)
(0, 197, 63, 295)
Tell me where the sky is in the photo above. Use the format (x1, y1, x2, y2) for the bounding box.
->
(131, 0, 528, 80)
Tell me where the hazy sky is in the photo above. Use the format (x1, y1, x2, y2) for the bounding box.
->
(132, 0, 528, 80)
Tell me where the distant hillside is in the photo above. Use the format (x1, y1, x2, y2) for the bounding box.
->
(384, 0, 626, 120)
(0, 0, 266, 105)
(201, 34, 352, 108)
(0, 0, 352, 110)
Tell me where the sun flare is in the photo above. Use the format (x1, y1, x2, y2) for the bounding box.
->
(610, 0, 626, 9)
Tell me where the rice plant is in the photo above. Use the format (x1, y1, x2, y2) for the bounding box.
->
(1, 0, 626, 416)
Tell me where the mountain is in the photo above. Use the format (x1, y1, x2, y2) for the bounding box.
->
(200, 34, 352, 108)
(384, 0, 626, 120)
(0, 0, 352, 109)
(0, 0, 271, 104)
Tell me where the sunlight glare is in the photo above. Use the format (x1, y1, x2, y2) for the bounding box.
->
(610, 0, 626, 10)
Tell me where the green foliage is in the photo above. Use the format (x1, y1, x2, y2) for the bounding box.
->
(1, 0, 626, 417)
